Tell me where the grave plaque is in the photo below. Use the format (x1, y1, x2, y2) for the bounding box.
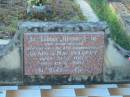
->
(24, 32, 104, 75)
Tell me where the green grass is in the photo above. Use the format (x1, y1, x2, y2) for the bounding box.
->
(88, 0, 130, 50)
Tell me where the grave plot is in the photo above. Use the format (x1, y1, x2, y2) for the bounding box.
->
(19, 21, 107, 84)
(1, 0, 130, 85)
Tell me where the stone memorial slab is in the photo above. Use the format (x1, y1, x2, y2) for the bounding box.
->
(24, 32, 104, 76)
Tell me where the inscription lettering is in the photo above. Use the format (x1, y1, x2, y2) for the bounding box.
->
(24, 33, 104, 75)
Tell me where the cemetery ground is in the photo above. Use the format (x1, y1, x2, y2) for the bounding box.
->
(0, 0, 130, 84)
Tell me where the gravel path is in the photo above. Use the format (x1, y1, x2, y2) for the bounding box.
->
(75, 0, 99, 22)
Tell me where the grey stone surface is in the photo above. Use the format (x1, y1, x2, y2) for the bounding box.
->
(19, 21, 107, 33)
(104, 38, 130, 82)
(0, 30, 23, 84)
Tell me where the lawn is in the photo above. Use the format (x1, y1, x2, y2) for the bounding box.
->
(88, 0, 130, 50)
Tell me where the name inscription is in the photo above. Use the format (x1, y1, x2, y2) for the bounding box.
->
(24, 32, 104, 75)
